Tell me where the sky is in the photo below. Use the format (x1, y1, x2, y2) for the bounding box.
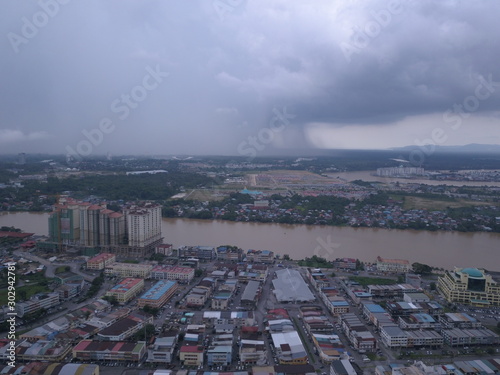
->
(1, 0, 500, 158)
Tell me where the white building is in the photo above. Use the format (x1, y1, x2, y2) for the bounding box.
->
(124, 203, 162, 248)
(239, 339, 267, 365)
(380, 325, 408, 348)
(376, 256, 411, 273)
(16, 293, 60, 318)
(271, 331, 308, 365)
(147, 336, 177, 363)
(376, 167, 425, 177)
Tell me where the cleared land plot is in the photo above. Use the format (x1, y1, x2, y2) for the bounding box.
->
(401, 196, 495, 210)
(183, 189, 226, 202)
(250, 170, 344, 188)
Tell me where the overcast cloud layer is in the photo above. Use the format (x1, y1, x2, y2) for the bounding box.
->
(1, 0, 500, 156)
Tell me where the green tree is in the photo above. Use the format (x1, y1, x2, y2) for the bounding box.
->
(162, 207, 177, 217)
(355, 259, 364, 271)
(103, 295, 119, 306)
(18, 289, 27, 301)
(132, 324, 155, 341)
(430, 282, 436, 291)
(23, 308, 47, 323)
(221, 211, 237, 221)
(142, 305, 160, 316)
(412, 262, 433, 275)
(190, 210, 213, 219)
(150, 253, 166, 262)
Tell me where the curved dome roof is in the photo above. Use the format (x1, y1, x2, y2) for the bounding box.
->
(460, 268, 484, 278)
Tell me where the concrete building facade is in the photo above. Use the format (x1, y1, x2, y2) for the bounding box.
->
(376, 256, 411, 273)
(104, 262, 153, 278)
(105, 278, 144, 304)
(137, 280, 178, 309)
(86, 252, 116, 270)
(438, 267, 500, 307)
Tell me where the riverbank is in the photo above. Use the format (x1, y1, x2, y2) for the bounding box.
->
(2, 212, 499, 270)
(4, 205, 500, 234)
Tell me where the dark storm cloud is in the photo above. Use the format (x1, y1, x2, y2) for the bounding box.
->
(0, 0, 499, 155)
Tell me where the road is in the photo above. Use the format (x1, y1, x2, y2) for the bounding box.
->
(254, 264, 279, 366)
(14, 276, 115, 333)
(14, 250, 94, 282)
(2, 252, 114, 336)
(8, 255, 500, 371)
(294, 266, 368, 368)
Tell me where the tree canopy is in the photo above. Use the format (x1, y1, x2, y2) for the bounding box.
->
(412, 262, 433, 275)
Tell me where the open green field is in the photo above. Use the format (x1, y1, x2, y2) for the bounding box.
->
(21, 272, 53, 285)
(0, 271, 53, 305)
(55, 265, 70, 274)
(349, 276, 398, 286)
(0, 284, 50, 305)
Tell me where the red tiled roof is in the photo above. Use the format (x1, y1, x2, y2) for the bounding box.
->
(0, 231, 33, 238)
(180, 345, 202, 353)
(74, 340, 91, 351)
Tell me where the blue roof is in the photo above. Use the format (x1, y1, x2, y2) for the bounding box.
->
(460, 268, 484, 278)
(139, 280, 176, 301)
(197, 246, 215, 251)
(427, 302, 443, 309)
(354, 292, 372, 298)
(461, 313, 476, 322)
(412, 313, 435, 323)
(364, 304, 386, 313)
(240, 188, 263, 195)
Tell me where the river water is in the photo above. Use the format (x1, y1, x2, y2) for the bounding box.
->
(1, 212, 499, 270)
